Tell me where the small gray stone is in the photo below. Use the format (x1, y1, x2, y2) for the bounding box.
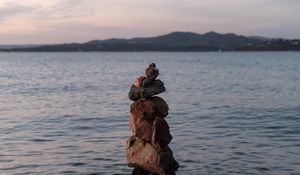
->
(129, 80, 166, 101)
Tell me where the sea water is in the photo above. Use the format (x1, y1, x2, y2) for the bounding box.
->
(0, 52, 299, 175)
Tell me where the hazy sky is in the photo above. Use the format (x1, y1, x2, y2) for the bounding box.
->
(0, 0, 299, 44)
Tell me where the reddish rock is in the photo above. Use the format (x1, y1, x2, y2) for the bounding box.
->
(127, 63, 179, 174)
(130, 101, 147, 120)
(126, 136, 178, 175)
(151, 118, 172, 150)
(129, 116, 153, 142)
(134, 76, 146, 88)
(129, 115, 136, 134)
(128, 80, 166, 101)
(130, 97, 169, 121)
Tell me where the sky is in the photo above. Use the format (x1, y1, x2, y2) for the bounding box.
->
(0, 0, 299, 44)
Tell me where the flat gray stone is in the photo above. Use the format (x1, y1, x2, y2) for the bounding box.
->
(129, 80, 166, 101)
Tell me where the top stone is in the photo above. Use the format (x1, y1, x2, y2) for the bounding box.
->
(129, 63, 165, 101)
(143, 63, 159, 87)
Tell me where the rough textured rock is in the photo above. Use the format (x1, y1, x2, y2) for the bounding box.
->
(127, 136, 178, 175)
(128, 80, 166, 101)
(142, 63, 159, 87)
(129, 116, 153, 142)
(130, 97, 169, 121)
(129, 115, 136, 134)
(149, 97, 169, 119)
(151, 118, 172, 150)
(127, 136, 166, 175)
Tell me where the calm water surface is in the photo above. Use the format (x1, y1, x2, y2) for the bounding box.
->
(0, 52, 299, 175)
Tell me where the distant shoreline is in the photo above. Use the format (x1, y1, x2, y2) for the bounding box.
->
(1, 31, 299, 52)
(1, 50, 300, 53)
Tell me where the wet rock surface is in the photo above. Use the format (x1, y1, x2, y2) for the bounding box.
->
(126, 63, 179, 175)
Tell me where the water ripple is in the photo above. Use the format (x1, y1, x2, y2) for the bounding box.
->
(0, 52, 300, 174)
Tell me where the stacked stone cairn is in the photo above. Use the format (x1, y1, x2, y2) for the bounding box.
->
(126, 63, 179, 175)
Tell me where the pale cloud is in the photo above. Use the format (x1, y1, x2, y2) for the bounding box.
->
(0, 4, 33, 18)
(0, 0, 299, 44)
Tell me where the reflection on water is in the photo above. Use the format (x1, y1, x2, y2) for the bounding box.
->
(0, 52, 299, 174)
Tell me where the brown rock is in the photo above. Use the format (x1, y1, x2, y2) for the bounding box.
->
(130, 100, 149, 120)
(145, 63, 159, 80)
(130, 97, 169, 121)
(127, 63, 179, 174)
(151, 97, 169, 118)
(143, 63, 159, 87)
(129, 115, 136, 134)
(151, 118, 172, 150)
(127, 136, 165, 175)
(128, 80, 166, 101)
(127, 136, 178, 175)
(129, 116, 153, 142)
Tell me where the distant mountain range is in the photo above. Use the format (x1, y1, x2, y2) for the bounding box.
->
(1, 31, 299, 51)
(0, 44, 44, 49)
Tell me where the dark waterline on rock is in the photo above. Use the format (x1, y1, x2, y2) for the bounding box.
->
(0, 52, 299, 175)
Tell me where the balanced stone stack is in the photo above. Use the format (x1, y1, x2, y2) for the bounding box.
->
(126, 63, 179, 175)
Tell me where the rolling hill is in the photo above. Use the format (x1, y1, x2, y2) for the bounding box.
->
(3, 31, 297, 51)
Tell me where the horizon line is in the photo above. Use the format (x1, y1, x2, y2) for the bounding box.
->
(0, 30, 295, 46)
